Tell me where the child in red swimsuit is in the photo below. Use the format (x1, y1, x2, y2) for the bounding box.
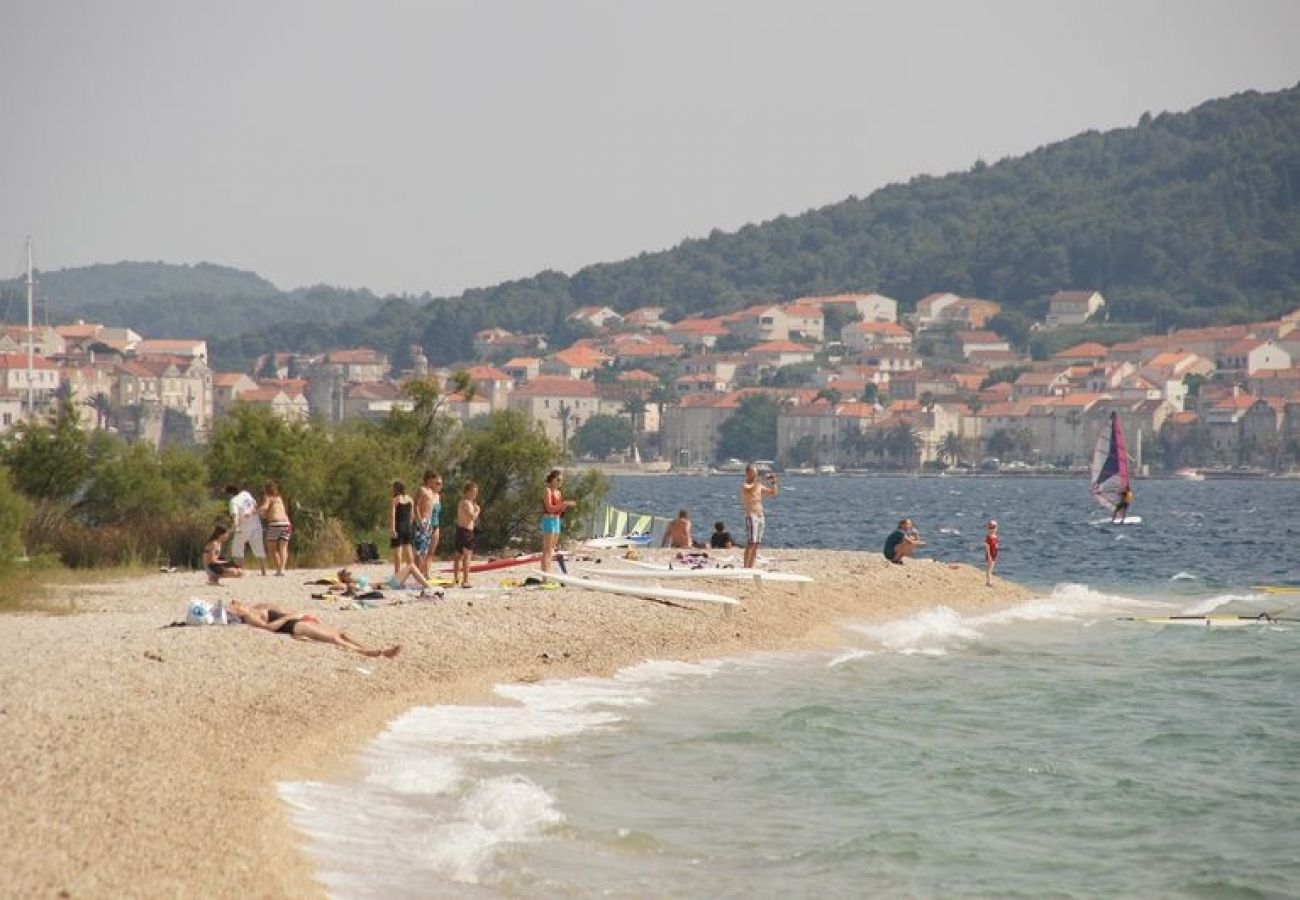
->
(984, 520, 1000, 586)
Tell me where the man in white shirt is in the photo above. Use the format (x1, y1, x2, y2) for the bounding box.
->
(225, 484, 267, 575)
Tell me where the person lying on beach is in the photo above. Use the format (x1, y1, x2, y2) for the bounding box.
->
(229, 601, 401, 658)
(203, 525, 243, 584)
(883, 518, 923, 565)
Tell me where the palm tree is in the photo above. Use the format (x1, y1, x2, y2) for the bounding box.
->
(621, 395, 647, 435)
(887, 421, 922, 470)
(938, 431, 963, 468)
(556, 401, 574, 453)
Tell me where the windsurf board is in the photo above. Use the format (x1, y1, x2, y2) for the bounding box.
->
(534, 570, 739, 606)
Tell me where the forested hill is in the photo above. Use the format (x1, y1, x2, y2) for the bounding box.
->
(0, 262, 389, 341)
(14, 82, 1300, 370)
(8, 261, 277, 306)
(212, 81, 1300, 368)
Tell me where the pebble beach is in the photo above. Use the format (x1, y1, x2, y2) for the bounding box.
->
(0, 550, 1032, 899)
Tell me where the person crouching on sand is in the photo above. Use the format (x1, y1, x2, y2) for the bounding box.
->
(452, 482, 481, 588)
(883, 518, 923, 565)
(203, 524, 243, 584)
(230, 601, 400, 658)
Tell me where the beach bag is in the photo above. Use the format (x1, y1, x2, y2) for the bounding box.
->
(185, 599, 214, 626)
(355, 541, 380, 563)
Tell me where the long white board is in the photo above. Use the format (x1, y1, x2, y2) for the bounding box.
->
(1118, 614, 1295, 628)
(535, 570, 739, 606)
(605, 562, 813, 584)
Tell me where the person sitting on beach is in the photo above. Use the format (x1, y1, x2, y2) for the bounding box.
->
(710, 521, 736, 549)
(203, 524, 243, 584)
(883, 518, 923, 565)
(229, 601, 400, 658)
(662, 509, 694, 548)
(452, 482, 481, 588)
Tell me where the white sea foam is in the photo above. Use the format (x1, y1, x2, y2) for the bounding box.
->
(1179, 593, 1264, 616)
(1169, 571, 1200, 581)
(849, 605, 983, 653)
(282, 656, 730, 893)
(973, 583, 1153, 625)
(827, 648, 876, 668)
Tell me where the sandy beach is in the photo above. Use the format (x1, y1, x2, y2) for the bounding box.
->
(0, 550, 1032, 899)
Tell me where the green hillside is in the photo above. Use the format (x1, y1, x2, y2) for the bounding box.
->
(0, 262, 387, 341)
(14, 81, 1300, 370)
(224, 81, 1299, 368)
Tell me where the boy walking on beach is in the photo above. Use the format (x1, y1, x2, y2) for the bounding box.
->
(739, 464, 778, 569)
(225, 485, 266, 576)
(452, 482, 481, 588)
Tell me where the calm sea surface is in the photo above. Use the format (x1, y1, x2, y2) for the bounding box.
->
(283, 476, 1300, 898)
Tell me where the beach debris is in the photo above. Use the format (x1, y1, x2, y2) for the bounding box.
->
(144, 650, 164, 663)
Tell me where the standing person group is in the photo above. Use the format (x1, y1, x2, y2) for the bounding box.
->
(224, 482, 292, 577)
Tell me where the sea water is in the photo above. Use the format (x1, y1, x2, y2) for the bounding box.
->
(281, 477, 1300, 898)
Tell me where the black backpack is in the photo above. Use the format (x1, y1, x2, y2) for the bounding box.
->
(355, 541, 380, 563)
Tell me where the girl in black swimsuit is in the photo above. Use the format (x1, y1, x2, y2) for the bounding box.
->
(230, 602, 400, 658)
(390, 481, 416, 575)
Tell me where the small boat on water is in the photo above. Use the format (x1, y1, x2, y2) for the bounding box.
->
(785, 466, 817, 476)
(816, 464, 837, 475)
(1175, 467, 1205, 481)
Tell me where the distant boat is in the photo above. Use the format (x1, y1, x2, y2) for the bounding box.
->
(816, 464, 838, 475)
(1089, 412, 1142, 525)
(1175, 467, 1205, 481)
(785, 466, 817, 476)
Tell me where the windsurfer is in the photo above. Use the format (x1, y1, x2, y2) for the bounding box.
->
(1112, 486, 1134, 524)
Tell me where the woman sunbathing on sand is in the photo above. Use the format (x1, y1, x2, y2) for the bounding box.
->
(229, 601, 401, 658)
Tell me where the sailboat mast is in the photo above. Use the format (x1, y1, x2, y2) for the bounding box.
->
(25, 236, 35, 417)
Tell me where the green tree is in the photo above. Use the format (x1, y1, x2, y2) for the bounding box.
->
(456, 410, 606, 549)
(205, 405, 327, 513)
(80, 438, 206, 526)
(717, 394, 781, 462)
(1, 399, 89, 501)
(0, 465, 32, 574)
(885, 421, 922, 470)
(574, 414, 635, 460)
(938, 431, 964, 467)
(791, 434, 818, 466)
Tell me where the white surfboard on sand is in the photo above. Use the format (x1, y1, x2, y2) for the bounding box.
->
(605, 562, 813, 584)
(535, 570, 739, 606)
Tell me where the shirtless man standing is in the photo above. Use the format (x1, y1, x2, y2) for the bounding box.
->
(739, 464, 778, 569)
(414, 470, 442, 578)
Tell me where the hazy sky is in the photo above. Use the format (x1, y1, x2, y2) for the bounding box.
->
(2, 0, 1297, 297)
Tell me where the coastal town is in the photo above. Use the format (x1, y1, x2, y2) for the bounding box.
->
(3, 288, 1300, 474)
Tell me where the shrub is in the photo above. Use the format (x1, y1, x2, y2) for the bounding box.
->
(0, 465, 31, 575)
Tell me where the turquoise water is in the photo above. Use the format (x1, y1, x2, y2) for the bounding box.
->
(282, 478, 1300, 898)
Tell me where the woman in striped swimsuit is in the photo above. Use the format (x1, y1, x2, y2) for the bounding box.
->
(259, 480, 292, 576)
